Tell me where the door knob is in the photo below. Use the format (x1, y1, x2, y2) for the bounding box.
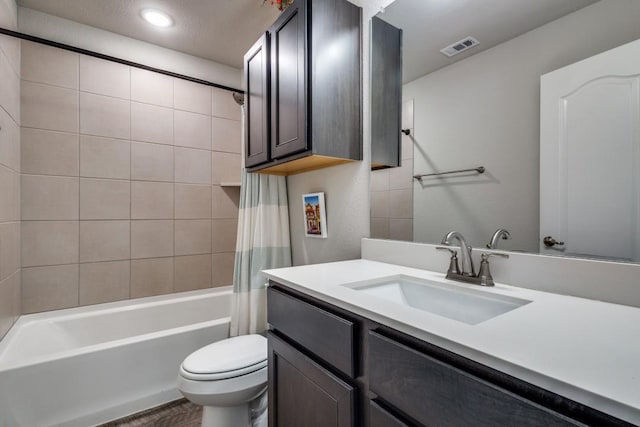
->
(543, 236, 565, 247)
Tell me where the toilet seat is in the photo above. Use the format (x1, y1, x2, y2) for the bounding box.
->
(180, 335, 267, 381)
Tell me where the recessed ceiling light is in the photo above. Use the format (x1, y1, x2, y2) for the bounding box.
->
(140, 9, 174, 28)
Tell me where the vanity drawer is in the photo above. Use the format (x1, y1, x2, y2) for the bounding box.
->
(267, 286, 355, 377)
(369, 401, 410, 427)
(368, 331, 581, 427)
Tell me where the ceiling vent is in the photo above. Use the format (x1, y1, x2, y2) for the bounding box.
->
(440, 37, 479, 57)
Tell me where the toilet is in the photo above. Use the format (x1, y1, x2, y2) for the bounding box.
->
(178, 334, 268, 427)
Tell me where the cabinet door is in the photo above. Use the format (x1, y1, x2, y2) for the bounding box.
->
(269, 0, 308, 160)
(268, 331, 355, 427)
(370, 16, 402, 168)
(244, 33, 270, 168)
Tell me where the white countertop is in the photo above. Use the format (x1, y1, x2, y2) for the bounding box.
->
(263, 259, 640, 425)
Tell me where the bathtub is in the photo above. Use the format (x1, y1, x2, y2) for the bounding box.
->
(0, 286, 232, 427)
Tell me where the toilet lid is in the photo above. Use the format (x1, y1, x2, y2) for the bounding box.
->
(182, 334, 267, 379)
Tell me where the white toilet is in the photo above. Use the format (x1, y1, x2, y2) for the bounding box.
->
(178, 334, 268, 427)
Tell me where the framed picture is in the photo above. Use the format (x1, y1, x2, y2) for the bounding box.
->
(302, 192, 328, 238)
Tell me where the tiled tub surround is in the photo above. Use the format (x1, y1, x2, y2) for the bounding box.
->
(19, 41, 242, 314)
(0, 0, 21, 339)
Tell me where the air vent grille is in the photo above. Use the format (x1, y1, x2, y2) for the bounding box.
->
(440, 37, 479, 57)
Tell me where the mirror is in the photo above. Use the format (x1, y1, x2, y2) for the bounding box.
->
(370, 0, 640, 262)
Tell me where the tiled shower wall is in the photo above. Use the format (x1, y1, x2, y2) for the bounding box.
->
(370, 100, 414, 241)
(19, 41, 242, 314)
(0, 0, 20, 338)
(370, 133, 413, 241)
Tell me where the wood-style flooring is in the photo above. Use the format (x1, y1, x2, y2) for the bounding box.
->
(99, 399, 201, 427)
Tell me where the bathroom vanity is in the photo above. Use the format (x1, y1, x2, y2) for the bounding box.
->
(263, 246, 640, 426)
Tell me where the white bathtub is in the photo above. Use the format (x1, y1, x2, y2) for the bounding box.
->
(0, 286, 232, 427)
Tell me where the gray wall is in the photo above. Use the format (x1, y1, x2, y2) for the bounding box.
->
(407, 0, 640, 252)
(0, 0, 20, 339)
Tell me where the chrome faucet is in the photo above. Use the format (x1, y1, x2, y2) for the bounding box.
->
(487, 228, 511, 249)
(441, 231, 475, 276)
(437, 231, 509, 287)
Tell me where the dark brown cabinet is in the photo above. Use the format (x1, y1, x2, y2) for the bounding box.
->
(268, 331, 355, 427)
(244, 33, 270, 168)
(243, 0, 362, 176)
(267, 282, 633, 427)
(371, 16, 402, 169)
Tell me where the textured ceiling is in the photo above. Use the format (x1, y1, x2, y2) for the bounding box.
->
(16, 0, 281, 68)
(378, 0, 600, 83)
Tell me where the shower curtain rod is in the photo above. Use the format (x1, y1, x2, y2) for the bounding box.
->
(0, 27, 243, 94)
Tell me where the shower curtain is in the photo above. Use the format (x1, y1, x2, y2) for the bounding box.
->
(230, 170, 292, 336)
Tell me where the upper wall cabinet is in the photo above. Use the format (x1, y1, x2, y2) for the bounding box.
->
(370, 16, 403, 169)
(244, 0, 362, 176)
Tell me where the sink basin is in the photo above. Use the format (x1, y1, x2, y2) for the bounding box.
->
(343, 275, 531, 325)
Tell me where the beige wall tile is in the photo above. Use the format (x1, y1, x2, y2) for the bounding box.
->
(79, 135, 130, 179)
(80, 92, 130, 139)
(80, 220, 130, 263)
(370, 218, 390, 239)
(211, 185, 240, 219)
(0, 165, 12, 222)
(175, 220, 211, 256)
(212, 219, 238, 253)
(131, 181, 173, 219)
(175, 184, 211, 219)
(0, 222, 19, 281)
(131, 68, 173, 107)
(22, 264, 79, 313)
(131, 257, 173, 298)
(389, 163, 413, 190)
(211, 252, 235, 287)
(131, 220, 173, 259)
(80, 56, 130, 99)
(0, 166, 20, 222)
(22, 81, 78, 133)
(79, 260, 130, 305)
(21, 175, 79, 220)
(131, 102, 173, 145)
(370, 191, 390, 219)
(175, 147, 211, 184)
(174, 110, 211, 150)
(0, 273, 19, 338)
(80, 178, 130, 220)
(1, 34, 20, 75)
(131, 142, 173, 182)
(21, 128, 78, 176)
(0, 106, 20, 172)
(211, 117, 241, 153)
(174, 254, 211, 292)
(401, 134, 414, 160)
(211, 152, 241, 184)
(211, 87, 241, 120)
(389, 189, 413, 219)
(371, 169, 389, 192)
(0, 52, 20, 122)
(174, 79, 211, 115)
(389, 219, 413, 241)
(21, 41, 78, 89)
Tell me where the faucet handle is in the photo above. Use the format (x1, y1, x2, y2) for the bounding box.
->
(477, 252, 509, 286)
(436, 246, 456, 254)
(436, 247, 461, 276)
(481, 252, 509, 261)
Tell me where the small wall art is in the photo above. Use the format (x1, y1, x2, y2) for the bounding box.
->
(302, 192, 328, 238)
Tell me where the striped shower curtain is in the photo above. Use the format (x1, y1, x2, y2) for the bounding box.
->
(230, 170, 292, 336)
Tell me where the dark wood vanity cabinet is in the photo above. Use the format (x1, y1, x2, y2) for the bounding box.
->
(243, 0, 362, 176)
(267, 282, 634, 427)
